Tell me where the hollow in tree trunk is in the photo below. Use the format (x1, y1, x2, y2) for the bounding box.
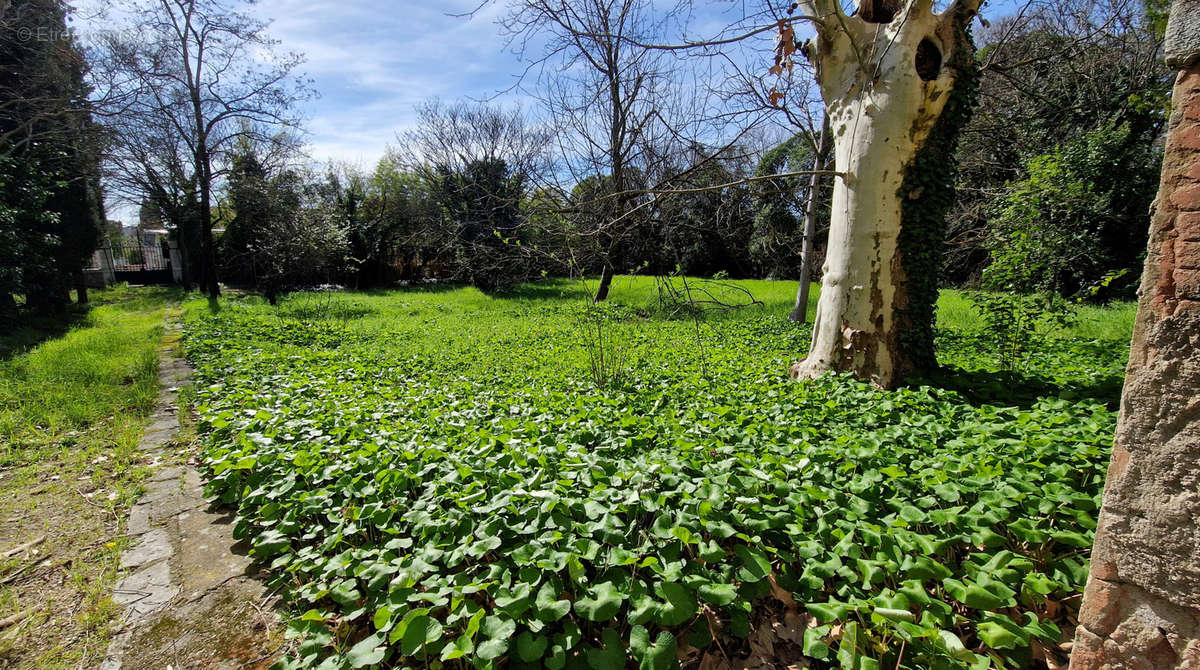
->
(789, 0, 981, 388)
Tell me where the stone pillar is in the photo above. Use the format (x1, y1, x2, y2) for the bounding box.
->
(97, 246, 116, 287)
(1071, 3, 1200, 668)
(167, 240, 183, 284)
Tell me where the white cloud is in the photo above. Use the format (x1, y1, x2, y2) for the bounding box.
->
(79, 0, 789, 190)
(248, 0, 537, 169)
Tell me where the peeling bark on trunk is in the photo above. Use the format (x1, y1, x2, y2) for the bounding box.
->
(790, 0, 981, 388)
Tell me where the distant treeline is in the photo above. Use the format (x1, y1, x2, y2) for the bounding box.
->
(0, 0, 1173, 324)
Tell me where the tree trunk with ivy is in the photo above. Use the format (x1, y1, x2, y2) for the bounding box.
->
(788, 0, 981, 388)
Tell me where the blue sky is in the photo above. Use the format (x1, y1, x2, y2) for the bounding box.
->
(81, 0, 1027, 196)
(244, 0, 788, 171)
(194, 0, 1024, 171)
(245, 0, 533, 170)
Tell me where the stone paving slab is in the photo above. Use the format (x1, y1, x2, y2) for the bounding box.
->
(120, 529, 172, 569)
(102, 314, 282, 670)
(127, 503, 151, 536)
(117, 579, 280, 670)
(112, 561, 178, 617)
(176, 508, 257, 598)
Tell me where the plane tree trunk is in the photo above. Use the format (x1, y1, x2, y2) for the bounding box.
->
(789, 0, 981, 388)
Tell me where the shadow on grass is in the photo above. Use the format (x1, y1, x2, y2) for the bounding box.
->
(913, 366, 1125, 410)
(494, 279, 588, 303)
(1, 286, 188, 361)
(0, 306, 90, 361)
(358, 282, 465, 297)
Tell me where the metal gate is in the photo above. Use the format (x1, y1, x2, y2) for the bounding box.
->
(88, 240, 175, 285)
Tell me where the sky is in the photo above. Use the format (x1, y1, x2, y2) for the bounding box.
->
(76, 0, 775, 183)
(76, 0, 558, 220)
(77, 0, 784, 222)
(243, 0, 533, 172)
(77, 0, 1026, 221)
(238, 0, 781, 172)
(230, 0, 1028, 172)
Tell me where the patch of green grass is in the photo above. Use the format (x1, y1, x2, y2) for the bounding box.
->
(1069, 301, 1137, 341)
(0, 286, 170, 669)
(0, 309, 162, 458)
(934, 290, 982, 333)
(934, 288, 1135, 341)
(439, 276, 1135, 340)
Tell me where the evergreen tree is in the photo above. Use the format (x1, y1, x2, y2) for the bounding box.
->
(0, 0, 103, 320)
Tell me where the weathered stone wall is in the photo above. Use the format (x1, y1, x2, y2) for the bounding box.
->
(1071, 6, 1200, 665)
(1167, 2, 1200, 69)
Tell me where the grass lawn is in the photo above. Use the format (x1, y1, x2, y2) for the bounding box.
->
(183, 278, 1132, 670)
(0, 285, 173, 668)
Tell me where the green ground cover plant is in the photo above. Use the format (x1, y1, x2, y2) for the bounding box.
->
(183, 279, 1132, 670)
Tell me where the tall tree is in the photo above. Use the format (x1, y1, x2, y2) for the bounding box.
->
(399, 100, 550, 292)
(433, 157, 529, 291)
(502, 0, 681, 302)
(752, 134, 816, 278)
(103, 99, 204, 290)
(340, 157, 441, 287)
(220, 143, 349, 303)
(791, 114, 833, 322)
(752, 116, 834, 321)
(945, 0, 1170, 286)
(658, 144, 759, 278)
(782, 0, 984, 388)
(94, 0, 310, 298)
(219, 148, 274, 283)
(984, 120, 1162, 299)
(0, 0, 104, 317)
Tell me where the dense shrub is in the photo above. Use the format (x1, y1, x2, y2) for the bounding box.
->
(984, 123, 1158, 300)
(221, 152, 351, 303)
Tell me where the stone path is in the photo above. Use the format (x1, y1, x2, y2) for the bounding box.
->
(102, 313, 283, 670)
